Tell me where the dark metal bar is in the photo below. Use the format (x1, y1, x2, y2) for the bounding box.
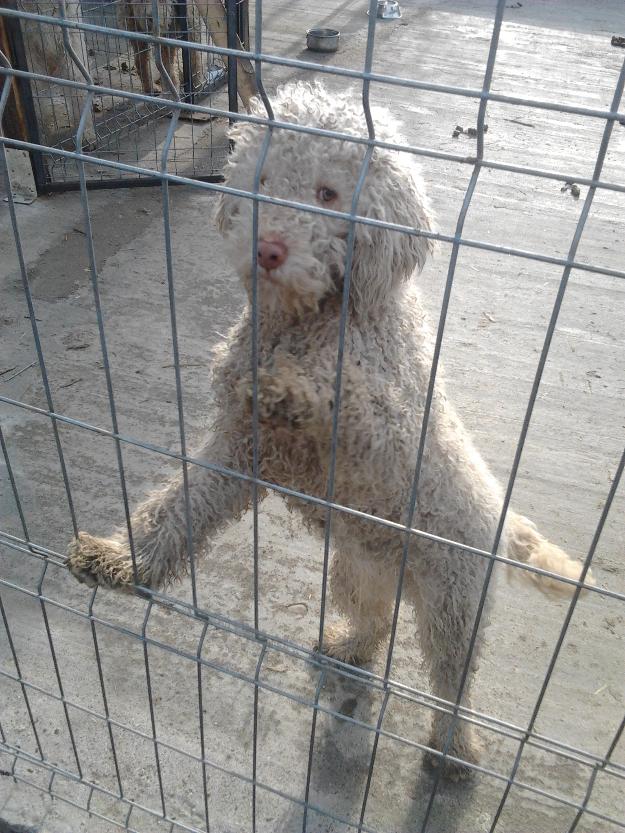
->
(39, 173, 225, 192)
(226, 0, 238, 121)
(176, 0, 195, 104)
(238, 0, 250, 51)
(0, 0, 48, 191)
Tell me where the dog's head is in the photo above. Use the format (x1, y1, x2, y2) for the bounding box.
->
(215, 82, 435, 316)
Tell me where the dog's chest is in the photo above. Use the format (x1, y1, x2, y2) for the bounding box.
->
(257, 423, 328, 497)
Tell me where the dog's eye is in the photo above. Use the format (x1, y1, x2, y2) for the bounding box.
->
(317, 186, 338, 203)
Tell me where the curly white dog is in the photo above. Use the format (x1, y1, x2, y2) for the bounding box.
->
(68, 82, 590, 779)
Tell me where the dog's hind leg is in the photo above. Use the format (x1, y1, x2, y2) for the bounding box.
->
(317, 548, 398, 666)
(67, 428, 255, 591)
(412, 544, 488, 781)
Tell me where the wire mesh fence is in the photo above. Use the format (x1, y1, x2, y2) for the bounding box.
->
(1, 0, 249, 190)
(1, 0, 624, 831)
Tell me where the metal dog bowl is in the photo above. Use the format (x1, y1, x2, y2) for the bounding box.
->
(368, 0, 402, 19)
(306, 28, 340, 53)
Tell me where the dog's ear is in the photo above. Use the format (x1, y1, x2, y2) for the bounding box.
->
(351, 154, 435, 311)
(215, 117, 265, 235)
(214, 190, 237, 235)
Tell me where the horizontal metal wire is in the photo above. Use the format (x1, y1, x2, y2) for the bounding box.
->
(1, 530, 624, 787)
(2, 664, 624, 831)
(0, 396, 616, 602)
(3, 131, 624, 284)
(1, 7, 624, 124)
(2, 63, 625, 196)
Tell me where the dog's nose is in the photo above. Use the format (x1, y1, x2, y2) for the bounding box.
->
(257, 238, 288, 271)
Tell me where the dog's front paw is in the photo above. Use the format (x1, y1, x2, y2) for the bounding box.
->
(239, 361, 309, 425)
(67, 532, 140, 591)
(314, 620, 375, 666)
(424, 724, 482, 782)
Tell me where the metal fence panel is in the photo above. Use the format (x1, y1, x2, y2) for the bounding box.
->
(1, 1, 624, 831)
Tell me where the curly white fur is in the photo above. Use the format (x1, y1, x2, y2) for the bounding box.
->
(67, 81, 592, 780)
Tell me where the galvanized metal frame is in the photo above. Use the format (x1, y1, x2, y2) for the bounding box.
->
(1, 0, 624, 831)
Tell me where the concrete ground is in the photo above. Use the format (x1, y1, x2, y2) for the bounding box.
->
(1, 1, 624, 831)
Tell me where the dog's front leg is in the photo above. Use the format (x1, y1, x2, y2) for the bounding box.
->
(67, 428, 253, 591)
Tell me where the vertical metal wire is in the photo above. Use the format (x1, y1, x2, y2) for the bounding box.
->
(0, 423, 32, 550)
(354, 0, 508, 825)
(357, 689, 390, 832)
(56, 0, 140, 581)
(382, 0, 506, 686)
(421, 55, 625, 833)
(196, 622, 211, 833)
(301, 668, 327, 833)
(36, 562, 83, 778)
(0, 425, 45, 760)
(151, 0, 201, 610)
(250, 0, 274, 636)
(0, 50, 78, 538)
(490, 448, 625, 833)
(0, 593, 45, 762)
(316, 0, 378, 657)
(0, 191, 81, 779)
(249, 0, 274, 827)
(88, 587, 125, 798)
(568, 714, 625, 833)
(303, 3, 380, 828)
(141, 601, 167, 817)
(252, 641, 268, 833)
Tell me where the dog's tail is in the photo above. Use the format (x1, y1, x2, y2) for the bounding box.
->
(506, 512, 594, 596)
